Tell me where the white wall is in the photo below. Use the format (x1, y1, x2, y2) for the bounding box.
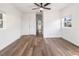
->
(43, 11, 61, 38)
(0, 4, 22, 50)
(22, 11, 61, 38)
(60, 4, 79, 46)
(21, 12, 36, 35)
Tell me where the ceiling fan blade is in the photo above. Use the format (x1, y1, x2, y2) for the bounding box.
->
(43, 7, 51, 10)
(34, 3, 41, 7)
(32, 8, 39, 10)
(44, 3, 50, 6)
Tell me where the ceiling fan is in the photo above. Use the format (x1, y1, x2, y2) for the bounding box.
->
(32, 3, 51, 10)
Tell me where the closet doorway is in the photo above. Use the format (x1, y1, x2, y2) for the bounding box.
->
(36, 12, 43, 37)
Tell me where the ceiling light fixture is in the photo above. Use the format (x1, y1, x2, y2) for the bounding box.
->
(40, 8, 43, 11)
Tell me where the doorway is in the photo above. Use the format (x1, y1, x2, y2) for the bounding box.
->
(36, 11, 43, 37)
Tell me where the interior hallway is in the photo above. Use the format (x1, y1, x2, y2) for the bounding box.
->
(0, 35, 79, 56)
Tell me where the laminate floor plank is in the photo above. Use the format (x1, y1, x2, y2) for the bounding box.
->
(0, 35, 79, 56)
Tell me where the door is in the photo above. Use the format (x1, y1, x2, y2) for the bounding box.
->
(36, 12, 43, 37)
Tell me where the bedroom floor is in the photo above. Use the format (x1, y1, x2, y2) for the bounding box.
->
(0, 35, 79, 56)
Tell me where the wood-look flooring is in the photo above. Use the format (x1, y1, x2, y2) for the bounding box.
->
(0, 35, 79, 56)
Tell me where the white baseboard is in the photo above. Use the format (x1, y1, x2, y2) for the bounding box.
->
(62, 37, 79, 47)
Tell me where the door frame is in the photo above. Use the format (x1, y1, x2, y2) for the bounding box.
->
(36, 11, 43, 37)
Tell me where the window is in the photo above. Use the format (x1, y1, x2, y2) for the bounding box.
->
(64, 16, 72, 27)
(0, 13, 3, 28)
